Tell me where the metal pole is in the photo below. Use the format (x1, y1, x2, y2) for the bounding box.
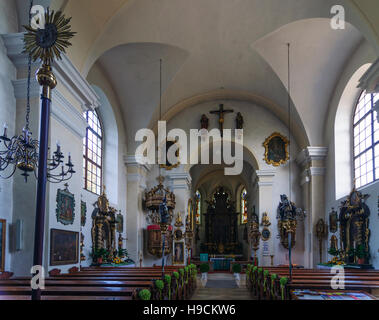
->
(31, 65, 56, 300)
(288, 232, 292, 281)
(31, 89, 51, 300)
(161, 233, 166, 277)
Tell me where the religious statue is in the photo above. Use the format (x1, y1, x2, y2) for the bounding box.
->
(339, 187, 371, 265)
(91, 188, 118, 263)
(118, 233, 124, 250)
(174, 211, 183, 227)
(249, 209, 261, 264)
(276, 194, 305, 249)
(315, 219, 328, 263)
(236, 112, 243, 130)
(210, 104, 234, 137)
(200, 114, 209, 130)
(261, 212, 271, 227)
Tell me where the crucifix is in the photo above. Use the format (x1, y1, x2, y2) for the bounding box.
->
(210, 104, 234, 137)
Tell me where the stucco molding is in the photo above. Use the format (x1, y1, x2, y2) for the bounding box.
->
(358, 58, 379, 93)
(296, 147, 328, 167)
(2, 33, 100, 112)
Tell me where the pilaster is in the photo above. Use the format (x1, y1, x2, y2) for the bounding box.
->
(296, 147, 328, 268)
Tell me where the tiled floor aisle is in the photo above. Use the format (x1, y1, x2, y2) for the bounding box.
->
(191, 273, 254, 300)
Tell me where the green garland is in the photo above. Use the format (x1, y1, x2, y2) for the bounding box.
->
(185, 266, 189, 284)
(279, 277, 288, 300)
(179, 269, 185, 293)
(165, 275, 172, 300)
(139, 289, 151, 300)
(173, 272, 179, 297)
(155, 280, 164, 300)
(252, 266, 258, 282)
(263, 270, 269, 292)
(271, 274, 278, 297)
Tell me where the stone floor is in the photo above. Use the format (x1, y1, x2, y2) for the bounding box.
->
(191, 273, 254, 300)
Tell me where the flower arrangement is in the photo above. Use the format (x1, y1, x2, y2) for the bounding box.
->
(113, 257, 122, 264)
(325, 256, 346, 266)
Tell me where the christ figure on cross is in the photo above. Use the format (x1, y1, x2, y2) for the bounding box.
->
(210, 104, 234, 137)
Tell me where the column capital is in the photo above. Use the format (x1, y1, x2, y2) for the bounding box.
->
(124, 154, 152, 172)
(253, 169, 276, 187)
(296, 147, 328, 167)
(166, 172, 192, 190)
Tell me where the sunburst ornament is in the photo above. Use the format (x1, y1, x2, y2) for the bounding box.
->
(23, 8, 76, 65)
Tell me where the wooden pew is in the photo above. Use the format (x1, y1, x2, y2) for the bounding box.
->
(246, 266, 379, 300)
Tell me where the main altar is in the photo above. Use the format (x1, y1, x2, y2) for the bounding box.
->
(200, 187, 243, 255)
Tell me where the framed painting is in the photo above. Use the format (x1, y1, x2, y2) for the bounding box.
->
(116, 212, 124, 233)
(263, 132, 289, 166)
(329, 208, 338, 234)
(0, 219, 5, 272)
(50, 229, 79, 266)
(81, 201, 86, 227)
(173, 241, 184, 265)
(56, 186, 75, 225)
(174, 229, 183, 241)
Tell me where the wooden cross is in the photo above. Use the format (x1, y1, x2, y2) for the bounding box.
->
(210, 104, 234, 137)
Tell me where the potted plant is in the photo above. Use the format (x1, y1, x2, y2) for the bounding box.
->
(200, 263, 209, 282)
(232, 263, 242, 281)
(355, 244, 369, 265)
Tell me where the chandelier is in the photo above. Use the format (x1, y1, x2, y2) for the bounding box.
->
(0, 4, 75, 183)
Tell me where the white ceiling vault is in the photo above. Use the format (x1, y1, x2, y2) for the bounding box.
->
(14, 0, 379, 150)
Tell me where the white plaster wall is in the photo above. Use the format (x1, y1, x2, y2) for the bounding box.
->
(138, 99, 304, 266)
(324, 38, 379, 269)
(0, 1, 20, 272)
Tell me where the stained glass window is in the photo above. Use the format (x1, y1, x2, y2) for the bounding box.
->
(241, 188, 248, 224)
(83, 110, 103, 195)
(195, 190, 201, 225)
(353, 91, 379, 188)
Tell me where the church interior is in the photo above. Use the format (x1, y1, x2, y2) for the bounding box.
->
(0, 0, 379, 302)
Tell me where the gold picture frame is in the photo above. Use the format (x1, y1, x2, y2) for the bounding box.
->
(263, 132, 289, 166)
(173, 241, 185, 265)
(159, 139, 180, 170)
(50, 229, 79, 266)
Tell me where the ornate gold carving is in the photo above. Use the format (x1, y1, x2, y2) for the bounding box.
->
(263, 132, 289, 167)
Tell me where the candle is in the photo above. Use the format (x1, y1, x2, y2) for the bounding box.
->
(3, 123, 8, 137)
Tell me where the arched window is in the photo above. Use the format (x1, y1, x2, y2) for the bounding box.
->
(195, 190, 201, 225)
(83, 110, 103, 194)
(241, 188, 248, 224)
(353, 91, 379, 188)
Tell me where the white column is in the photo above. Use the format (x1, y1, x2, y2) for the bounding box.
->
(254, 170, 275, 266)
(167, 170, 191, 265)
(296, 147, 328, 268)
(125, 155, 150, 265)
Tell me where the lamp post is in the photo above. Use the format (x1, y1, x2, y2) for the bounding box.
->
(22, 8, 76, 300)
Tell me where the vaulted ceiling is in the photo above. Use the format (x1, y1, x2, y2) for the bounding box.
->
(14, 0, 379, 150)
